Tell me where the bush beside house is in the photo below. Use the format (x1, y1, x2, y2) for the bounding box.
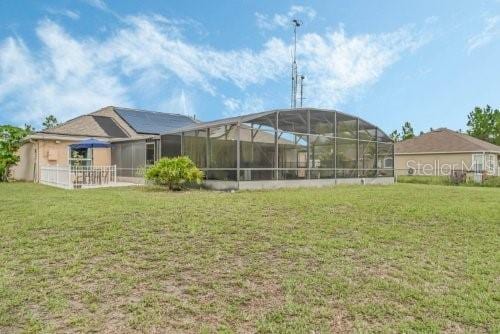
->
(145, 156, 204, 190)
(0, 125, 28, 182)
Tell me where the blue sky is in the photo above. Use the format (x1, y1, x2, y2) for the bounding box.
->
(0, 0, 499, 134)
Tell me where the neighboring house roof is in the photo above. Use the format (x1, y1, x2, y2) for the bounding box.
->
(395, 128, 500, 154)
(113, 107, 197, 135)
(41, 115, 128, 138)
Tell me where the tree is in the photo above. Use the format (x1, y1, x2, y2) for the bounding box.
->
(467, 105, 499, 145)
(389, 129, 401, 142)
(24, 124, 35, 134)
(145, 156, 204, 190)
(0, 125, 28, 181)
(401, 121, 415, 140)
(42, 115, 59, 129)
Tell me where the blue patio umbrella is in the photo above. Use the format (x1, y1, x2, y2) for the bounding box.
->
(69, 138, 110, 149)
(70, 138, 110, 165)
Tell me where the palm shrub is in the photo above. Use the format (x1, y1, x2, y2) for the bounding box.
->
(145, 156, 204, 190)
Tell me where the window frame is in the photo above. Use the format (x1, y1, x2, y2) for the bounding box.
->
(145, 142, 156, 166)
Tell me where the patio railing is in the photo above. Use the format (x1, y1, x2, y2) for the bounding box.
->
(40, 165, 117, 189)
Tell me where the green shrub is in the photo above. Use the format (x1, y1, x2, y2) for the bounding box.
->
(0, 125, 28, 182)
(144, 156, 204, 190)
(481, 176, 500, 187)
(397, 175, 451, 185)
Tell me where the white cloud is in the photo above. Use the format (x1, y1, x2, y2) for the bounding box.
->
(256, 5, 316, 30)
(0, 38, 38, 101)
(83, 0, 107, 10)
(223, 97, 240, 111)
(46, 8, 80, 20)
(0, 14, 427, 125)
(222, 95, 265, 117)
(467, 15, 500, 52)
(0, 20, 129, 124)
(100, 15, 289, 93)
(297, 26, 426, 107)
(158, 89, 195, 117)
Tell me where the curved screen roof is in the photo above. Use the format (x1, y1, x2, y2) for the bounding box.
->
(162, 108, 392, 142)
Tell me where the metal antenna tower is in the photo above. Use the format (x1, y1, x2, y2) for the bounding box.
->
(299, 74, 305, 107)
(291, 19, 301, 109)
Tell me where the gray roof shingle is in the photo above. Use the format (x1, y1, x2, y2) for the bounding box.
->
(114, 107, 197, 135)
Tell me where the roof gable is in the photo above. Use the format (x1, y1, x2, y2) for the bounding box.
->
(42, 115, 129, 138)
(114, 107, 197, 135)
(395, 128, 500, 154)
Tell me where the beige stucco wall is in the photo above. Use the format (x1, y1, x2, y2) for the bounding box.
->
(10, 142, 35, 181)
(395, 153, 487, 176)
(93, 147, 111, 166)
(12, 139, 112, 182)
(38, 140, 72, 167)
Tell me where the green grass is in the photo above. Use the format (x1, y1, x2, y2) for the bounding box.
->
(1, 182, 499, 333)
(483, 176, 500, 187)
(398, 175, 500, 187)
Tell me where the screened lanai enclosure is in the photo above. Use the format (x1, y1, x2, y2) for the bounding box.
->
(111, 138, 159, 178)
(159, 108, 394, 189)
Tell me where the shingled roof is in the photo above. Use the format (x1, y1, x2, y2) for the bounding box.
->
(395, 128, 500, 154)
(42, 115, 128, 138)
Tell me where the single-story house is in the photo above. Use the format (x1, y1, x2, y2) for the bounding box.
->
(12, 106, 197, 182)
(13, 106, 395, 189)
(395, 128, 500, 176)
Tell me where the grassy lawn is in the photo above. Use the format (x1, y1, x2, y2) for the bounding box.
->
(0, 183, 499, 333)
(397, 175, 500, 187)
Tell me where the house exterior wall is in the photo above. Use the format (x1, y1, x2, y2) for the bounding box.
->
(12, 139, 112, 182)
(37, 140, 73, 167)
(11, 142, 35, 181)
(395, 152, 499, 176)
(93, 147, 111, 166)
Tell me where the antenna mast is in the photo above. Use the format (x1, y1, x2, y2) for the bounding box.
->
(291, 19, 301, 109)
(299, 75, 305, 107)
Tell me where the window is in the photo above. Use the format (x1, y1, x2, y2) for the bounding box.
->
(485, 154, 496, 174)
(69, 147, 91, 166)
(383, 157, 394, 168)
(472, 154, 484, 172)
(146, 143, 155, 165)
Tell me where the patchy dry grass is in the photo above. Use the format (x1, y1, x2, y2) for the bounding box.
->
(0, 182, 499, 333)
